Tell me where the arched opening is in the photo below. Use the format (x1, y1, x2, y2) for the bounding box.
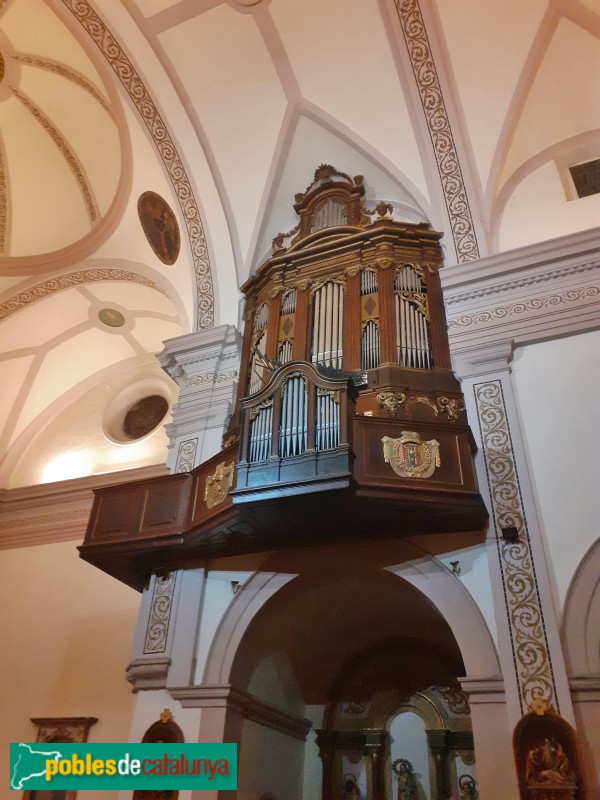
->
(228, 569, 478, 800)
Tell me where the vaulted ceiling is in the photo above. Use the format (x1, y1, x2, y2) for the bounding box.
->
(0, 0, 598, 487)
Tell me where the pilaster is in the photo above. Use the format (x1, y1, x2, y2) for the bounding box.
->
(159, 324, 242, 472)
(442, 230, 600, 735)
(127, 568, 206, 692)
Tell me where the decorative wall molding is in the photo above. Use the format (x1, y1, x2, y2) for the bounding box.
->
(0, 142, 6, 254)
(394, 0, 479, 263)
(160, 325, 241, 468)
(144, 572, 177, 654)
(62, 0, 214, 330)
(445, 260, 599, 307)
(184, 370, 239, 389)
(458, 676, 506, 705)
(12, 87, 98, 223)
(12, 53, 114, 116)
(442, 227, 600, 294)
(175, 438, 198, 473)
(0, 268, 163, 322)
(171, 686, 312, 741)
(568, 675, 600, 703)
(0, 464, 168, 548)
(126, 656, 171, 691)
(473, 380, 558, 715)
(449, 285, 599, 329)
(441, 230, 600, 375)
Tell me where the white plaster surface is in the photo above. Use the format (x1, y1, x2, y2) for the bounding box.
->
(511, 331, 600, 611)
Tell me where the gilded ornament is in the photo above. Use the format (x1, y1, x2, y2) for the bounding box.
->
(407, 395, 438, 415)
(382, 432, 440, 479)
(204, 461, 235, 509)
(377, 391, 406, 415)
(437, 396, 464, 422)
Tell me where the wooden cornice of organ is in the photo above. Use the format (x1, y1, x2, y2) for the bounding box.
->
(79, 168, 487, 590)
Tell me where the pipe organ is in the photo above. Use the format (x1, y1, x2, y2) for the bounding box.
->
(80, 165, 487, 590)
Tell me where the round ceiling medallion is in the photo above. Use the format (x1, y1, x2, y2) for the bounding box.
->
(98, 307, 125, 327)
(122, 395, 169, 441)
(138, 191, 181, 265)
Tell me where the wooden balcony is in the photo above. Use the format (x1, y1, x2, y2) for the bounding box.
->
(79, 362, 487, 590)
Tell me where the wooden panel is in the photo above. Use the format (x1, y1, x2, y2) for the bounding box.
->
(352, 417, 477, 492)
(88, 489, 142, 542)
(139, 476, 192, 536)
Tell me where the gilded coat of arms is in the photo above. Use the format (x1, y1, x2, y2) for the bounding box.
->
(204, 461, 235, 509)
(382, 432, 440, 479)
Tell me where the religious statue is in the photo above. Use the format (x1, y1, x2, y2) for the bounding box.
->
(343, 773, 361, 800)
(525, 738, 577, 799)
(458, 774, 478, 799)
(392, 758, 418, 800)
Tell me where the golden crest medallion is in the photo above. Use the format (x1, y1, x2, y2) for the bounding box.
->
(204, 461, 235, 509)
(382, 432, 440, 479)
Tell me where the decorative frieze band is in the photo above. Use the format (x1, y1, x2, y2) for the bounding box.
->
(175, 438, 198, 473)
(474, 380, 558, 714)
(62, 0, 214, 330)
(12, 87, 98, 223)
(449, 286, 599, 329)
(143, 572, 177, 654)
(12, 54, 114, 116)
(0, 143, 6, 254)
(183, 370, 239, 389)
(0, 269, 162, 322)
(394, 0, 479, 263)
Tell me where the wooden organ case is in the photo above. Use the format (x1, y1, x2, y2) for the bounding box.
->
(80, 166, 487, 589)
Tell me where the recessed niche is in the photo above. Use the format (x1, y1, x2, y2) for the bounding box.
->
(138, 190, 181, 265)
(103, 381, 171, 444)
(569, 158, 600, 199)
(122, 395, 169, 441)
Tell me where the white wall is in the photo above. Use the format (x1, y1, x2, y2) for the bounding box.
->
(237, 719, 305, 800)
(511, 330, 600, 611)
(0, 540, 139, 800)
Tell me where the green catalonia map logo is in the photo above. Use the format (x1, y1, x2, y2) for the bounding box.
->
(10, 742, 237, 791)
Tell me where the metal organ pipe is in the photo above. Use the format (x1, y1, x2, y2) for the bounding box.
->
(316, 390, 340, 451)
(394, 266, 431, 369)
(249, 401, 273, 463)
(311, 282, 343, 369)
(279, 375, 307, 457)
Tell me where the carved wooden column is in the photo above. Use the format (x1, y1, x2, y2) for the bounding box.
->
(315, 730, 335, 800)
(377, 263, 396, 365)
(428, 729, 451, 799)
(293, 280, 311, 361)
(365, 729, 387, 800)
(264, 289, 282, 362)
(425, 266, 452, 370)
(343, 267, 361, 371)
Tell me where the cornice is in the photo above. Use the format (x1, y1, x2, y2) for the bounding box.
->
(441, 227, 600, 294)
(171, 685, 312, 740)
(442, 230, 600, 374)
(0, 464, 168, 549)
(568, 675, 600, 702)
(445, 259, 599, 308)
(458, 676, 506, 704)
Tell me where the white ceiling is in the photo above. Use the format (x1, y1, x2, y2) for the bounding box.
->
(0, 0, 598, 487)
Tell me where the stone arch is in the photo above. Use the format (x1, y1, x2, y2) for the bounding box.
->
(562, 536, 600, 675)
(203, 542, 500, 688)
